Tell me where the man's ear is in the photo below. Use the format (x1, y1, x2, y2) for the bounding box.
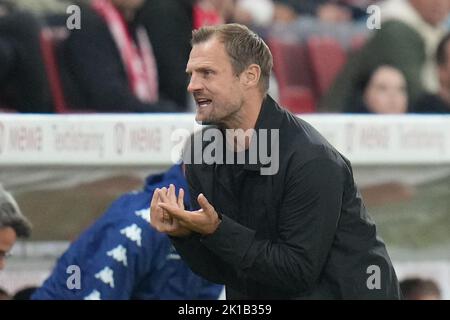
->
(241, 64, 261, 89)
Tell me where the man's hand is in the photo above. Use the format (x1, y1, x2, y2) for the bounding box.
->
(158, 193, 221, 236)
(149, 185, 192, 237)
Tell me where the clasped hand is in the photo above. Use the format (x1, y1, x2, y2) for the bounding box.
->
(149, 184, 221, 237)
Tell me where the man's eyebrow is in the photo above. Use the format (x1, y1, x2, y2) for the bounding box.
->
(190, 67, 214, 73)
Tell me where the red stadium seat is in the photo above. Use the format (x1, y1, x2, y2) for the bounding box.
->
(279, 86, 315, 114)
(40, 27, 93, 113)
(39, 27, 70, 113)
(267, 38, 316, 113)
(307, 36, 347, 98)
(350, 34, 368, 53)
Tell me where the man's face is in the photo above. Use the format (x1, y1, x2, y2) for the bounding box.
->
(186, 37, 245, 126)
(0, 227, 16, 270)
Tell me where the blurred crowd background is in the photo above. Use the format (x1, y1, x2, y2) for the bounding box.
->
(1, 0, 450, 115)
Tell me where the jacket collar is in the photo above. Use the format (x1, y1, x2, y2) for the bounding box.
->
(196, 95, 284, 172)
(255, 95, 285, 131)
(242, 95, 283, 172)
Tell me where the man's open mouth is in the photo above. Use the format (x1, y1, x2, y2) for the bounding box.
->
(196, 98, 212, 107)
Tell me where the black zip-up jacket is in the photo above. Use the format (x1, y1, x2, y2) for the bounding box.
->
(172, 96, 401, 299)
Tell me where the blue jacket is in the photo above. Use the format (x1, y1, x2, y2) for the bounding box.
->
(32, 165, 223, 300)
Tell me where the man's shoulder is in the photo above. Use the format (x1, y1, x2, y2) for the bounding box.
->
(278, 112, 328, 150)
(278, 113, 349, 169)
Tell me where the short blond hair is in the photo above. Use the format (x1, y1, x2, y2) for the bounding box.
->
(192, 23, 273, 93)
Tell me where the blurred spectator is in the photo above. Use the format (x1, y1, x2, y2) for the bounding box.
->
(0, 9, 53, 112)
(267, 14, 369, 51)
(233, 0, 275, 28)
(273, 0, 377, 24)
(138, 0, 236, 112)
(0, 286, 11, 300)
(413, 32, 450, 113)
(192, 0, 236, 27)
(0, 184, 32, 271)
(1, 0, 70, 16)
(400, 277, 442, 300)
(64, 0, 178, 112)
(137, 0, 195, 109)
(139, 0, 270, 112)
(0, 1, 14, 15)
(321, 0, 450, 112)
(12, 286, 38, 300)
(348, 65, 408, 113)
(32, 165, 223, 300)
(1, 0, 91, 28)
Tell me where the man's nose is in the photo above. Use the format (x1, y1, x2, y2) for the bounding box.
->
(187, 75, 203, 93)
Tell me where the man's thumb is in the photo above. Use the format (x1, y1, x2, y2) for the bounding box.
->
(198, 193, 213, 213)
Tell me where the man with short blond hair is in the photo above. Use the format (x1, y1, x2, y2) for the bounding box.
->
(151, 23, 401, 299)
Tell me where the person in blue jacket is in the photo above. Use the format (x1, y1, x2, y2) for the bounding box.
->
(32, 164, 223, 300)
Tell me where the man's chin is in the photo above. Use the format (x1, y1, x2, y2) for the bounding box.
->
(195, 112, 215, 125)
(195, 118, 215, 126)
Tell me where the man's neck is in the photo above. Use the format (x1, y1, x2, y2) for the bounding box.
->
(224, 94, 264, 131)
(223, 93, 264, 151)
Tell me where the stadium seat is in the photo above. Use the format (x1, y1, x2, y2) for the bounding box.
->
(267, 38, 316, 113)
(40, 27, 93, 113)
(307, 36, 347, 98)
(279, 86, 316, 114)
(40, 27, 70, 113)
(350, 34, 368, 53)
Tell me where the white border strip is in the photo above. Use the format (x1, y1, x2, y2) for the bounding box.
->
(0, 114, 449, 165)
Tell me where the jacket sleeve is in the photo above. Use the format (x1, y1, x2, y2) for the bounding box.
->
(169, 167, 249, 293)
(170, 234, 246, 290)
(197, 158, 345, 295)
(175, 171, 250, 288)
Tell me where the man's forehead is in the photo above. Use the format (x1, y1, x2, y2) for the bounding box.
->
(190, 37, 226, 58)
(186, 58, 216, 71)
(187, 39, 229, 70)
